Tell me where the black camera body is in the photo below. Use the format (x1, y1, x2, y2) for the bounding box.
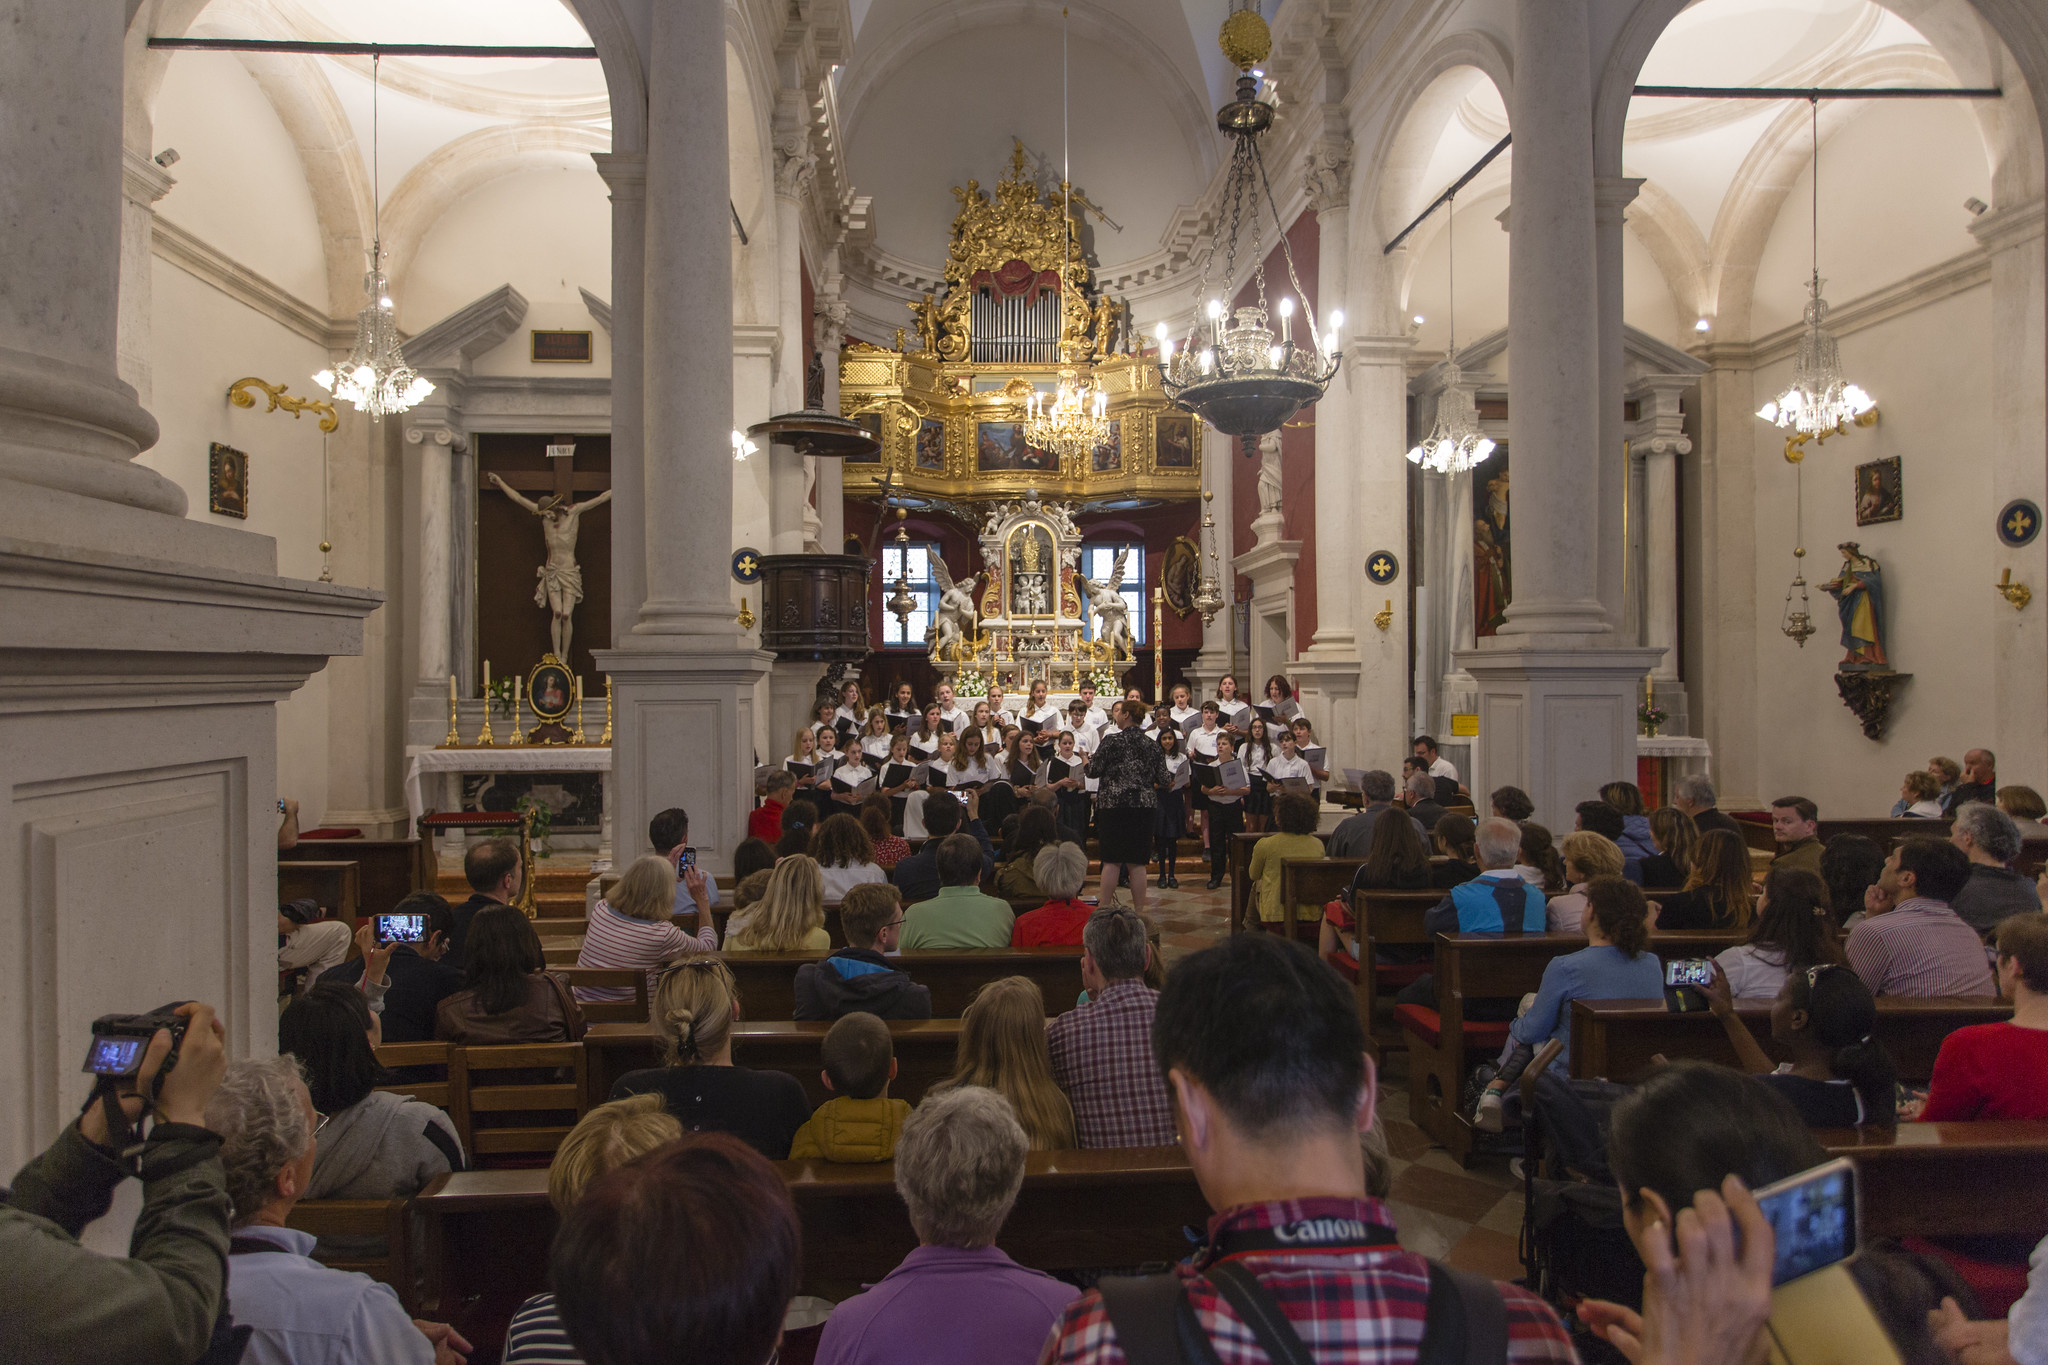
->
(83, 1002, 190, 1078)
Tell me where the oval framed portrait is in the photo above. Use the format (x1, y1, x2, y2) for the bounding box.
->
(527, 660, 575, 722)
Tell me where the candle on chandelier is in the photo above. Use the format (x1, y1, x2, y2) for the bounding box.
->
(1278, 296, 1293, 346)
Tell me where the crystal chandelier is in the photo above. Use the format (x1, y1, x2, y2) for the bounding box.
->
(1024, 9, 1110, 460)
(1406, 194, 1494, 474)
(1757, 101, 1874, 437)
(1154, 6, 1339, 437)
(315, 57, 432, 418)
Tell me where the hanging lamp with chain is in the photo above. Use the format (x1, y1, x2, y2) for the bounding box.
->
(1405, 192, 1494, 474)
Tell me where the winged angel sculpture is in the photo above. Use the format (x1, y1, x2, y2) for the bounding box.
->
(926, 558, 982, 657)
(1078, 549, 1135, 661)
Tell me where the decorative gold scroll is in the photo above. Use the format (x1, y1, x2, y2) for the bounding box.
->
(226, 376, 341, 433)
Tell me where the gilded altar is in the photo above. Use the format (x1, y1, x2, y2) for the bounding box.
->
(838, 143, 1202, 502)
(931, 497, 1120, 695)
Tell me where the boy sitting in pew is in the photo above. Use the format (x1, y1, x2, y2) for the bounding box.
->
(790, 1013, 912, 1163)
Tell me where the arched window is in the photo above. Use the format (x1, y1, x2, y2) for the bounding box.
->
(880, 541, 942, 648)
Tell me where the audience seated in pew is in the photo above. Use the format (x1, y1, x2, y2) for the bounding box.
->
(790, 1013, 912, 1163)
(1920, 915, 2048, 1122)
(576, 855, 716, 1003)
(815, 1088, 1080, 1365)
(318, 892, 463, 1043)
(1847, 838, 1998, 998)
(902, 834, 1015, 950)
(1519, 820, 1568, 892)
(503, 1094, 683, 1364)
(1601, 781, 1659, 862)
(726, 855, 832, 953)
(1822, 832, 1887, 932)
(1901, 769, 1948, 819)
(1400, 770, 1447, 832)
(1010, 842, 1093, 947)
(795, 883, 930, 1022)
(751, 769, 796, 844)
(206, 1056, 467, 1365)
(815, 812, 889, 902)
(993, 805, 1058, 901)
(729, 836, 777, 911)
(449, 836, 523, 966)
(436, 906, 586, 1045)
(1248, 793, 1327, 927)
(860, 798, 911, 871)
(280, 984, 463, 1259)
(1713, 866, 1844, 999)
(649, 806, 720, 920)
(1473, 877, 1665, 1132)
(1701, 957, 1900, 1128)
(1430, 812, 1480, 886)
(278, 897, 352, 993)
(1998, 783, 2048, 841)
(1490, 784, 1535, 822)
(550, 1133, 799, 1365)
(1345, 800, 1434, 896)
(1642, 806, 1698, 889)
(1395, 817, 1548, 1019)
(1327, 768, 1421, 858)
(1046, 906, 1175, 1149)
(1670, 772, 1742, 839)
(891, 792, 995, 903)
(1769, 796, 1826, 876)
(930, 976, 1075, 1150)
(1550, 831, 1625, 933)
(1952, 802, 2044, 938)
(612, 953, 812, 1158)
(1651, 828, 1756, 933)
(1574, 802, 1644, 885)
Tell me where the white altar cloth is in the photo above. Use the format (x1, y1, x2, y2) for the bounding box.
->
(403, 745, 612, 825)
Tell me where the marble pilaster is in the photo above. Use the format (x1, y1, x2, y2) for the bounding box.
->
(1593, 177, 1644, 632)
(117, 148, 175, 405)
(1185, 423, 1239, 698)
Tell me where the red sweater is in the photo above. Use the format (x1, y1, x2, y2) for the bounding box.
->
(1012, 898, 1094, 947)
(748, 799, 785, 844)
(1920, 1021, 2048, 1121)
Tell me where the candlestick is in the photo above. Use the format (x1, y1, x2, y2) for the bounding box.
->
(475, 676, 495, 746)
(600, 675, 614, 747)
(508, 674, 526, 745)
(1152, 587, 1164, 702)
(443, 673, 461, 747)
(571, 675, 587, 745)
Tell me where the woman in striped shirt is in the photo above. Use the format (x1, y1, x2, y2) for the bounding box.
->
(574, 855, 715, 1002)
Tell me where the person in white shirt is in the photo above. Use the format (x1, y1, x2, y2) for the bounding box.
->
(908, 703, 945, 761)
(1200, 732, 1252, 889)
(813, 811, 888, 899)
(1215, 675, 1251, 736)
(787, 727, 819, 771)
(832, 680, 866, 734)
(859, 710, 896, 763)
(812, 727, 847, 793)
(1186, 703, 1224, 843)
(1048, 727, 1091, 842)
(278, 901, 352, 992)
(946, 728, 1001, 788)
(971, 700, 1004, 750)
(1021, 679, 1062, 752)
(1241, 716, 1279, 834)
(985, 684, 1016, 729)
(879, 732, 919, 793)
(933, 681, 971, 737)
(1898, 770, 1946, 819)
(1063, 698, 1101, 753)
(827, 749, 875, 806)
(1260, 675, 1305, 728)
(885, 681, 920, 733)
(1168, 683, 1199, 735)
(1412, 734, 1459, 783)
(1263, 727, 1315, 792)
(1293, 717, 1332, 782)
(1073, 680, 1103, 730)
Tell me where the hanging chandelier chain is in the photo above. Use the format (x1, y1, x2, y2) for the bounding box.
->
(1249, 137, 1315, 341)
(1446, 192, 1457, 359)
(1810, 96, 1819, 293)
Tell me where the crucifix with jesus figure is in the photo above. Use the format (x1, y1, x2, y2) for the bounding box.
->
(486, 446, 612, 663)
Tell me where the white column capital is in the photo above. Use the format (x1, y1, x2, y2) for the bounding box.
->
(121, 148, 175, 207)
(1592, 175, 1645, 221)
(592, 151, 647, 200)
(1303, 138, 1353, 214)
(402, 421, 470, 454)
(1969, 196, 2046, 256)
(1343, 334, 1417, 369)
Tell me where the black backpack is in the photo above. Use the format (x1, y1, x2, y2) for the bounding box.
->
(1097, 1256, 1508, 1364)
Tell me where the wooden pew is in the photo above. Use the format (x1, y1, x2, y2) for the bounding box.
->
(1736, 815, 2048, 879)
(1352, 889, 1448, 1058)
(279, 860, 362, 931)
(1569, 997, 2012, 1084)
(284, 1198, 415, 1312)
(1274, 858, 1367, 942)
(414, 1147, 1209, 1353)
(1229, 831, 1329, 933)
(1818, 1121, 2048, 1239)
(1400, 931, 1743, 1165)
(551, 967, 650, 1025)
(374, 1040, 453, 1109)
(724, 947, 1084, 1020)
(583, 1018, 966, 1108)
(280, 837, 431, 918)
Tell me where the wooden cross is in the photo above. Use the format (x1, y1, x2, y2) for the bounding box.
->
(487, 443, 609, 504)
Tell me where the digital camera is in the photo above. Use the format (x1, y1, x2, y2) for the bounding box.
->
(83, 1003, 189, 1078)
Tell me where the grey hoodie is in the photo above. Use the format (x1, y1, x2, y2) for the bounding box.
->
(307, 1089, 460, 1258)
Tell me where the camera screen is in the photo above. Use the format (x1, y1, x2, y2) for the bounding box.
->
(376, 913, 426, 943)
(86, 1035, 146, 1075)
(1665, 958, 1714, 988)
(1757, 1161, 1857, 1285)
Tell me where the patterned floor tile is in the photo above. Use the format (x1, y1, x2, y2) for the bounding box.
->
(1390, 1162, 1521, 1224)
(1444, 1225, 1527, 1281)
(1385, 1200, 1471, 1260)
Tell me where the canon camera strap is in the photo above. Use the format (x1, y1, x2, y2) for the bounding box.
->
(1205, 1214, 1402, 1262)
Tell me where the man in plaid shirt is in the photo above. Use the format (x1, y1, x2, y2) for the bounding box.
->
(1039, 933, 1576, 1364)
(1046, 907, 1175, 1147)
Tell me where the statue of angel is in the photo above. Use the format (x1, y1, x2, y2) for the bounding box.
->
(927, 557, 982, 658)
(1077, 549, 1135, 661)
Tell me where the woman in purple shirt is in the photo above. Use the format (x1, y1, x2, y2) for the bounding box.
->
(816, 1087, 1079, 1365)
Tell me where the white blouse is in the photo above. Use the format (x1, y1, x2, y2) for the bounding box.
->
(832, 704, 864, 730)
(861, 735, 895, 761)
(936, 705, 972, 735)
(829, 759, 874, 791)
(1169, 705, 1200, 729)
(1022, 704, 1062, 733)
(907, 732, 942, 759)
(820, 861, 888, 900)
(1264, 753, 1314, 784)
(1188, 729, 1222, 760)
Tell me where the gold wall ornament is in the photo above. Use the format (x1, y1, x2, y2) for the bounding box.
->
(1996, 567, 2033, 612)
(1373, 600, 1394, 633)
(1782, 407, 1878, 463)
(226, 376, 340, 433)
(737, 597, 757, 629)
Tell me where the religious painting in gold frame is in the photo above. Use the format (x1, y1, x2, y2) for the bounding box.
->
(527, 658, 575, 722)
(208, 442, 249, 519)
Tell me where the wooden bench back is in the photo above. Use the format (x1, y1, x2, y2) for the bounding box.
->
(582, 1019, 968, 1109)
(448, 1042, 589, 1165)
(373, 1040, 453, 1110)
(284, 1198, 414, 1311)
(1276, 858, 1366, 940)
(1570, 997, 2012, 1083)
(1818, 1121, 2048, 1239)
(281, 838, 431, 918)
(724, 948, 1084, 1020)
(550, 967, 649, 1025)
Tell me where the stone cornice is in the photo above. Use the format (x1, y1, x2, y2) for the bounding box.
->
(1729, 249, 1991, 368)
(579, 287, 613, 336)
(151, 217, 346, 349)
(1969, 197, 2047, 256)
(122, 148, 176, 207)
(404, 285, 530, 376)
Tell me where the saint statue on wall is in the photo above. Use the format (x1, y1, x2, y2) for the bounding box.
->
(1822, 542, 1889, 670)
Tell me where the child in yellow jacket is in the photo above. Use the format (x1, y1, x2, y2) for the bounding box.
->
(788, 1011, 912, 1162)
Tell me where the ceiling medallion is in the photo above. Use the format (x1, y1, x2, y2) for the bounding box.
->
(1154, 5, 1339, 438)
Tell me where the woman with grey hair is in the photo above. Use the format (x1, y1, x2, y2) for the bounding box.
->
(1010, 841, 1093, 946)
(813, 1088, 1078, 1365)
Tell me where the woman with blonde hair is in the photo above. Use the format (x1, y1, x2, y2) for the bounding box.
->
(1651, 827, 1755, 932)
(931, 976, 1076, 1150)
(1549, 831, 1626, 933)
(1643, 807, 1698, 888)
(504, 1094, 686, 1361)
(611, 955, 812, 1157)
(575, 853, 716, 1001)
(724, 854, 829, 952)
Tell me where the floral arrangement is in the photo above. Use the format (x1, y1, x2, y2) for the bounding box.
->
(487, 677, 517, 720)
(1637, 702, 1669, 737)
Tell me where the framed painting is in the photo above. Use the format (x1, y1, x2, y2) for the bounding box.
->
(1474, 448, 1511, 638)
(527, 658, 575, 721)
(1854, 456, 1902, 526)
(916, 417, 947, 471)
(208, 442, 248, 519)
(1155, 413, 1195, 468)
(1090, 417, 1123, 472)
(976, 421, 1055, 472)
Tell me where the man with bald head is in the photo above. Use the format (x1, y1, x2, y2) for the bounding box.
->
(1944, 749, 1997, 813)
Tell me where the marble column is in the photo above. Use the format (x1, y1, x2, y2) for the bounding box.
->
(1184, 423, 1238, 697)
(402, 417, 467, 729)
(1636, 376, 1694, 727)
(814, 287, 849, 552)
(769, 130, 814, 556)
(1593, 177, 1644, 631)
(1453, 0, 1656, 828)
(0, 0, 378, 1180)
(594, 153, 648, 644)
(117, 148, 174, 405)
(1691, 346, 1761, 807)
(597, 0, 772, 875)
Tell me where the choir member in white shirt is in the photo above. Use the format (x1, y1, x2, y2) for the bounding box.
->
(1186, 702, 1224, 841)
(831, 680, 866, 734)
(1168, 682, 1199, 735)
(1214, 675, 1252, 737)
(1263, 727, 1315, 790)
(933, 681, 971, 737)
(1073, 680, 1104, 731)
(1242, 715, 1279, 833)
(1122, 687, 1156, 736)
(879, 733, 919, 796)
(885, 681, 920, 733)
(923, 732, 959, 789)
(859, 710, 895, 763)
(786, 727, 819, 774)
(812, 698, 845, 749)
(984, 684, 1016, 729)
(946, 728, 1001, 788)
(1020, 680, 1062, 751)
(826, 749, 875, 806)
(1063, 698, 1101, 755)
(1289, 717, 1331, 782)
(1047, 728, 1091, 842)
(1000, 731, 1043, 797)
(810, 727, 847, 792)
(907, 703, 945, 762)
(1199, 732, 1253, 888)
(970, 700, 1003, 750)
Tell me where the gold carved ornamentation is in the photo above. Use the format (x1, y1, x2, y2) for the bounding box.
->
(1996, 568, 2032, 612)
(227, 376, 340, 433)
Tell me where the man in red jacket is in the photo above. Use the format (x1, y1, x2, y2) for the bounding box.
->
(750, 770, 795, 843)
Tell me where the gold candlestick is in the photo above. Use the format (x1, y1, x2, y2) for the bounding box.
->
(571, 675, 588, 744)
(508, 674, 526, 745)
(600, 675, 614, 746)
(475, 668, 496, 747)
(1151, 587, 1164, 702)
(442, 673, 461, 747)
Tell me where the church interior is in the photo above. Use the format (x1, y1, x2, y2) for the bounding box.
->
(8, 0, 2048, 1359)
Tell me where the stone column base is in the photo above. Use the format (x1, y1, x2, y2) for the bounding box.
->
(595, 646, 774, 877)
(1451, 645, 1663, 830)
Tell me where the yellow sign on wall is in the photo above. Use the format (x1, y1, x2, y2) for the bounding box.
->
(1450, 713, 1479, 737)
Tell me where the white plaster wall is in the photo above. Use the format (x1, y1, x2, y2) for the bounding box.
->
(401, 167, 614, 375)
(1621, 224, 1685, 349)
(150, 53, 330, 309)
(1752, 99, 1989, 335)
(1405, 187, 1511, 357)
(1746, 283, 2004, 810)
